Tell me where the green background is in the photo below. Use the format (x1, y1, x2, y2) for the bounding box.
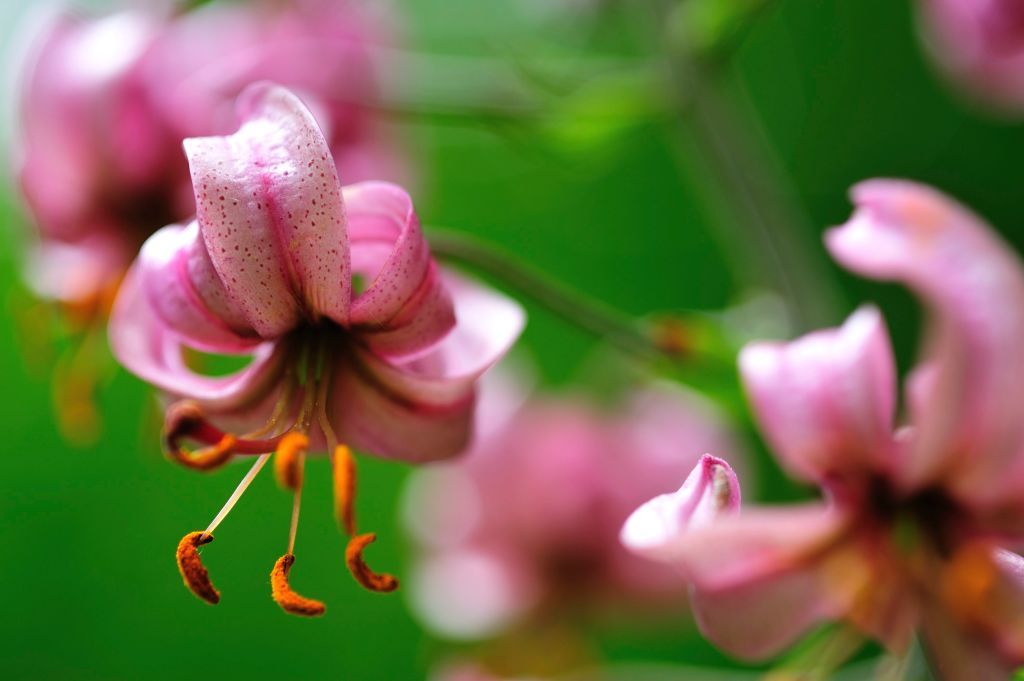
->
(2, 0, 1021, 678)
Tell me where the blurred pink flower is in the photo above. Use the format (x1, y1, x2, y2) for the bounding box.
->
(403, 380, 744, 640)
(15, 0, 403, 309)
(15, 8, 184, 306)
(109, 83, 523, 609)
(139, 0, 405, 186)
(625, 179, 1024, 678)
(918, 0, 1024, 112)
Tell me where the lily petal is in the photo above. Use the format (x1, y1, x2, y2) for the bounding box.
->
(739, 306, 897, 484)
(346, 182, 456, 357)
(621, 454, 741, 563)
(663, 505, 848, 659)
(826, 179, 1024, 500)
(183, 82, 351, 336)
(330, 273, 525, 462)
(691, 565, 841, 661)
(109, 261, 284, 409)
(136, 222, 260, 352)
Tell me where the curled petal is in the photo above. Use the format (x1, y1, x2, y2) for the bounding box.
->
(346, 533, 399, 593)
(333, 273, 525, 463)
(346, 182, 455, 357)
(183, 82, 351, 335)
(826, 180, 1024, 499)
(621, 454, 741, 562)
(739, 306, 897, 484)
(270, 553, 325, 617)
(674, 507, 851, 659)
(109, 261, 285, 410)
(692, 565, 843, 661)
(665, 504, 846, 591)
(136, 223, 260, 352)
(176, 532, 219, 605)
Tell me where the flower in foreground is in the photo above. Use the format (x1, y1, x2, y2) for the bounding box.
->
(624, 180, 1024, 680)
(109, 83, 524, 615)
(917, 0, 1024, 113)
(14, 0, 402, 440)
(403, 380, 742, 642)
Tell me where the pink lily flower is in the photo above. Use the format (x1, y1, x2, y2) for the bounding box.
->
(918, 0, 1024, 112)
(623, 179, 1024, 680)
(403, 380, 743, 640)
(109, 83, 524, 615)
(14, 1, 407, 442)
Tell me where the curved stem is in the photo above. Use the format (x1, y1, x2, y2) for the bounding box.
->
(427, 228, 670, 362)
(650, 1, 843, 331)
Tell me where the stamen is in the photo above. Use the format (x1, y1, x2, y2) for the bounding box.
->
(202, 453, 272, 538)
(164, 401, 282, 471)
(176, 531, 220, 604)
(332, 444, 357, 536)
(270, 553, 325, 617)
(345, 533, 398, 593)
(171, 434, 238, 471)
(274, 432, 308, 491)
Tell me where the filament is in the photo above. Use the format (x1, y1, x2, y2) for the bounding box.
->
(201, 453, 272, 539)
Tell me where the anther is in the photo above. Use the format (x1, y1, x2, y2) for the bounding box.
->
(176, 531, 220, 605)
(164, 401, 282, 471)
(345, 533, 398, 593)
(274, 433, 309, 491)
(270, 553, 325, 617)
(333, 445, 357, 536)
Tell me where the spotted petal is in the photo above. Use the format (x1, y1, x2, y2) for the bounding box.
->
(109, 259, 284, 409)
(183, 82, 351, 337)
(346, 182, 456, 357)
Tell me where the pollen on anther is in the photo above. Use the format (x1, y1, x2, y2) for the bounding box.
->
(176, 531, 220, 605)
(333, 445, 357, 536)
(345, 533, 398, 593)
(274, 432, 309, 491)
(270, 553, 326, 617)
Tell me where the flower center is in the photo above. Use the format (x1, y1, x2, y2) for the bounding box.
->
(863, 475, 966, 558)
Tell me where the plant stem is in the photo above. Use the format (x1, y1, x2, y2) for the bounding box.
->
(654, 2, 842, 331)
(427, 228, 668, 362)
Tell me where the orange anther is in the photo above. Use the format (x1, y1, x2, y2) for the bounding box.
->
(274, 433, 309, 491)
(270, 553, 325, 617)
(176, 531, 220, 605)
(332, 445, 357, 536)
(345, 533, 398, 593)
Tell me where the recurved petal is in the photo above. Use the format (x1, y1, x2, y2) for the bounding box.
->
(184, 82, 351, 337)
(621, 454, 741, 562)
(109, 261, 285, 409)
(330, 273, 525, 462)
(136, 222, 259, 352)
(346, 182, 455, 357)
(656, 504, 849, 660)
(826, 179, 1024, 499)
(739, 306, 897, 484)
(691, 564, 841, 661)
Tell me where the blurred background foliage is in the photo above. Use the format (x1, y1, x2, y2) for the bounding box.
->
(1, 0, 1022, 678)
